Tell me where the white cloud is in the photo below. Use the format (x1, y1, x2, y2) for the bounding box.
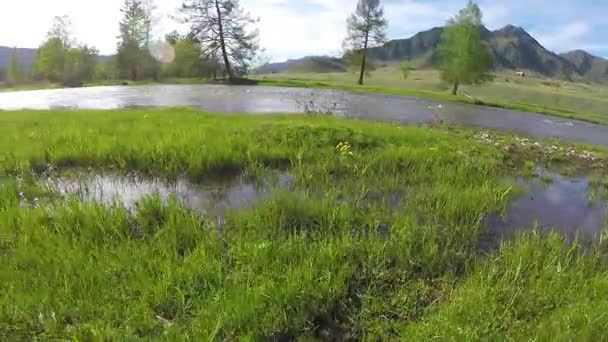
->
(243, 0, 350, 61)
(0, 0, 607, 59)
(481, 3, 512, 29)
(533, 22, 591, 53)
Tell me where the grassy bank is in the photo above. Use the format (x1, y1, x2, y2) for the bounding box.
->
(259, 77, 608, 126)
(2, 108, 608, 339)
(257, 68, 608, 125)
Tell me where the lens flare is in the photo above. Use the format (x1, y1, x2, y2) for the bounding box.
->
(149, 41, 176, 64)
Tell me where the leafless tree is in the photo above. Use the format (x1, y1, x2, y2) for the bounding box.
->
(180, 0, 260, 81)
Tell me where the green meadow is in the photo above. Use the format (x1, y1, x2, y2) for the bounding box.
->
(2, 108, 608, 339)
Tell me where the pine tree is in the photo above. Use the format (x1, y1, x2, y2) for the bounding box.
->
(117, 0, 151, 81)
(343, 0, 387, 85)
(180, 0, 260, 81)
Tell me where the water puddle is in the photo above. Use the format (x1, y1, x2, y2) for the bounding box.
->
(44, 172, 292, 217)
(484, 169, 607, 248)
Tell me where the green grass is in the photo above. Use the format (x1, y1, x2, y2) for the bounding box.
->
(2, 108, 608, 339)
(257, 68, 608, 125)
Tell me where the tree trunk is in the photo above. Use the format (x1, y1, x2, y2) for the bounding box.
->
(452, 80, 459, 95)
(131, 64, 137, 81)
(215, 0, 233, 82)
(358, 31, 369, 86)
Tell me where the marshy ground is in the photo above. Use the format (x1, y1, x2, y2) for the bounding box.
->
(2, 108, 608, 339)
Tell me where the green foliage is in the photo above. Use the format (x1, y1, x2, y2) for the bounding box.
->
(161, 38, 209, 78)
(33, 37, 98, 86)
(437, 1, 493, 94)
(31, 16, 98, 86)
(399, 62, 410, 80)
(6, 48, 24, 83)
(94, 57, 119, 81)
(33, 38, 66, 82)
(117, 0, 157, 81)
(62, 46, 99, 86)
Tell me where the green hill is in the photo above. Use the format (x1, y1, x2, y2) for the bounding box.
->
(286, 56, 346, 73)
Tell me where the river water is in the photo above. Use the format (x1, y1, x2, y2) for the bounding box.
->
(1, 84, 608, 145)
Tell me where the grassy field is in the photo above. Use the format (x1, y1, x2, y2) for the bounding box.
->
(258, 68, 608, 125)
(2, 108, 608, 339)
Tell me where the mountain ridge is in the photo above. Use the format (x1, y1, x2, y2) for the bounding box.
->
(257, 25, 608, 83)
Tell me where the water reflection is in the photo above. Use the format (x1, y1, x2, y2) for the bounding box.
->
(46, 172, 292, 217)
(2, 84, 608, 145)
(485, 170, 607, 247)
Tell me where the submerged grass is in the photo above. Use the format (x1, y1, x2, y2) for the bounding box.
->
(2, 108, 608, 339)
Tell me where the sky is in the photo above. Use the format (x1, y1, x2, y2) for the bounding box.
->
(0, 0, 607, 62)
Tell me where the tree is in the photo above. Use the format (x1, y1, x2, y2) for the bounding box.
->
(33, 16, 99, 86)
(117, 0, 154, 81)
(6, 48, 24, 83)
(437, 1, 492, 95)
(162, 37, 203, 78)
(47, 15, 74, 49)
(343, 0, 387, 85)
(63, 46, 99, 86)
(33, 38, 67, 82)
(180, 0, 260, 81)
(162, 34, 222, 79)
(33, 16, 74, 82)
(95, 57, 119, 80)
(344, 50, 375, 77)
(399, 62, 410, 80)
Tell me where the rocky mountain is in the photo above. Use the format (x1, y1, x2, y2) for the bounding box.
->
(258, 25, 608, 82)
(560, 50, 608, 82)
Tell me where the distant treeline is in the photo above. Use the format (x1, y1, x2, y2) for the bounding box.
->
(0, 0, 262, 86)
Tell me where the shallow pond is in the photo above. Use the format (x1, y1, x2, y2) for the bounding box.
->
(41, 168, 608, 245)
(484, 170, 607, 248)
(2, 84, 608, 146)
(45, 172, 292, 218)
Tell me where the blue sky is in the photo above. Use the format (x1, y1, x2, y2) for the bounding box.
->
(1, 0, 606, 61)
(248, 0, 608, 61)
